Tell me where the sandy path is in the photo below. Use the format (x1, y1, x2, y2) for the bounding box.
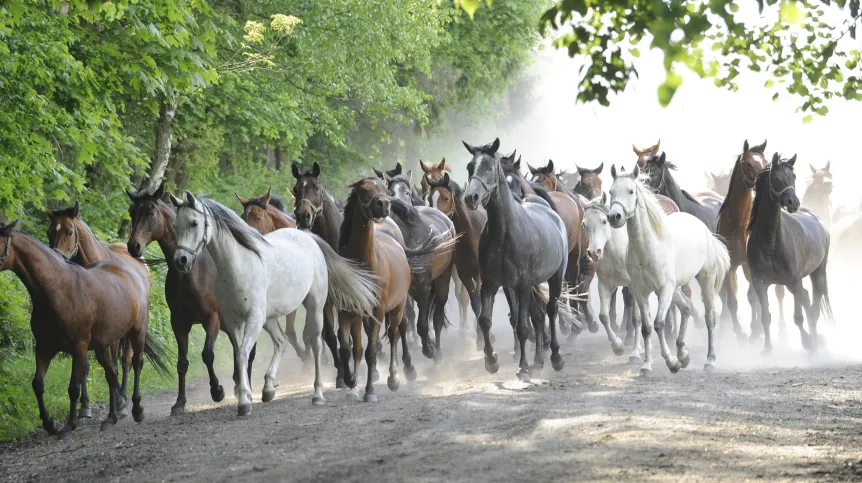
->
(2, 300, 862, 482)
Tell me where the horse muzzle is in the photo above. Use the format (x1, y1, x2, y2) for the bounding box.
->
(173, 250, 197, 273)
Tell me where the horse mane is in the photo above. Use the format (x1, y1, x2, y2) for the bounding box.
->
(197, 198, 266, 256)
(339, 185, 362, 251)
(528, 182, 558, 212)
(680, 189, 699, 203)
(717, 155, 743, 219)
(622, 174, 668, 240)
(52, 205, 79, 218)
(646, 154, 678, 172)
(748, 168, 772, 235)
(389, 196, 422, 225)
(247, 195, 286, 213)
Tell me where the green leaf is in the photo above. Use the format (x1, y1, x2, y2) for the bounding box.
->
(729, 3, 740, 12)
(802, 115, 813, 124)
(459, 0, 481, 20)
(629, 47, 641, 58)
(779, 1, 804, 24)
(657, 70, 683, 107)
(765, 79, 774, 88)
(772, 92, 780, 101)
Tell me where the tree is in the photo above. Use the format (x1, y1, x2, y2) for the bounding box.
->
(539, 0, 862, 121)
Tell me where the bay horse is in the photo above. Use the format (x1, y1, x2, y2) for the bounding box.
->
(747, 154, 833, 354)
(235, 188, 313, 366)
(45, 203, 165, 419)
(1, 220, 153, 438)
(170, 192, 379, 414)
(463, 138, 569, 380)
(571, 162, 604, 200)
(382, 170, 458, 362)
(128, 183, 244, 416)
(339, 177, 452, 400)
(607, 164, 730, 374)
(802, 161, 833, 227)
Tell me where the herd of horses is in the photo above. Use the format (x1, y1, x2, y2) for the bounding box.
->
(4, 137, 844, 440)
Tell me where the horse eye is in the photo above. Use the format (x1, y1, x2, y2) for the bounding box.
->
(603, 220, 607, 225)
(629, 189, 634, 194)
(67, 230, 73, 236)
(191, 220, 199, 227)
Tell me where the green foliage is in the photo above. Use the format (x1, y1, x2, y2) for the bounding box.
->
(541, 0, 862, 117)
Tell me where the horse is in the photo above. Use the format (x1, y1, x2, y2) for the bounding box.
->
(0, 220, 154, 438)
(170, 192, 379, 414)
(802, 161, 833, 228)
(706, 170, 732, 197)
(419, 158, 453, 202)
(127, 183, 240, 416)
(607, 164, 730, 374)
(45, 203, 161, 418)
(463, 138, 569, 380)
(746, 153, 833, 354)
(373, 163, 425, 206)
(338, 177, 451, 400)
(633, 139, 661, 166)
(381, 169, 458, 362)
(236, 188, 313, 366)
(640, 152, 723, 231)
(572, 162, 604, 200)
(427, 173, 488, 348)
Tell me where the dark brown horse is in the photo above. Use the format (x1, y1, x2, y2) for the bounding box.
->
(572, 163, 604, 200)
(127, 183, 237, 416)
(1, 220, 152, 438)
(338, 177, 413, 401)
(235, 188, 309, 365)
(45, 203, 154, 418)
(802, 161, 834, 227)
(747, 153, 833, 353)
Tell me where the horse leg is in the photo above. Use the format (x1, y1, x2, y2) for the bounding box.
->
(92, 344, 120, 434)
(528, 290, 547, 370)
(77, 358, 92, 419)
(479, 284, 500, 373)
(119, 336, 133, 412)
(202, 314, 225, 403)
(337, 313, 359, 396)
(515, 286, 532, 381)
(751, 280, 773, 355)
(653, 284, 681, 373)
(282, 311, 308, 369)
(32, 343, 58, 435)
(623, 287, 636, 343)
(415, 291, 435, 360)
(546, 268, 565, 372)
(387, 305, 406, 391)
(302, 297, 326, 406)
(578, 254, 600, 333)
(404, 296, 418, 345)
(627, 298, 643, 364)
(130, 329, 145, 423)
(598, 282, 624, 355)
(469, 290, 484, 351)
(261, 317, 286, 403)
(672, 287, 693, 369)
(399, 311, 417, 382)
(171, 320, 191, 416)
(452, 269, 470, 335)
(775, 285, 787, 340)
(699, 271, 720, 371)
(236, 319, 263, 416)
(786, 281, 813, 351)
(636, 296, 654, 375)
(322, 309, 344, 388)
(609, 288, 619, 334)
(725, 268, 748, 346)
(57, 342, 87, 439)
(363, 309, 383, 402)
(351, 316, 365, 386)
(503, 287, 520, 360)
(808, 263, 829, 350)
(432, 274, 451, 363)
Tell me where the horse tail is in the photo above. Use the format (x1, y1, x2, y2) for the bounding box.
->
(143, 334, 173, 379)
(532, 282, 584, 332)
(708, 233, 731, 295)
(403, 232, 458, 275)
(312, 236, 380, 317)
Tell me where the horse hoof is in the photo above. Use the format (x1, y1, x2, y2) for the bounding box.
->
(551, 354, 565, 372)
(516, 369, 531, 383)
(170, 405, 185, 417)
(119, 406, 131, 420)
(704, 362, 716, 373)
(99, 421, 115, 432)
(117, 396, 128, 411)
(667, 357, 681, 374)
(387, 376, 400, 392)
(346, 389, 362, 402)
(559, 322, 571, 337)
(336, 377, 347, 389)
(628, 356, 642, 366)
(132, 407, 144, 423)
(211, 385, 225, 402)
(58, 430, 74, 441)
(528, 365, 543, 377)
(485, 354, 499, 374)
(512, 352, 519, 362)
(612, 339, 625, 356)
(639, 366, 652, 377)
(433, 350, 443, 364)
(542, 341, 551, 352)
(371, 370, 380, 383)
(344, 375, 357, 389)
(363, 393, 378, 403)
(262, 388, 276, 403)
(237, 403, 252, 417)
(475, 340, 484, 352)
(678, 351, 691, 369)
(312, 396, 326, 406)
(404, 365, 417, 382)
(749, 333, 761, 345)
(77, 407, 93, 419)
(587, 320, 600, 333)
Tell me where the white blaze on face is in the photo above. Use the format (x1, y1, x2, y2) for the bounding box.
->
(55, 224, 61, 233)
(506, 175, 513, 184)
(431, 190, 440, 208)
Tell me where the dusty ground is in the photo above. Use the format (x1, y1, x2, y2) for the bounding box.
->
(2, 296, 862, 482)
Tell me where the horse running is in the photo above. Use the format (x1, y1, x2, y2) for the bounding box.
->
(802, 161, 834, 228)
(746, 154, 833, 354)
(1, 220, 153, 438)
(607, 164, 730, 374)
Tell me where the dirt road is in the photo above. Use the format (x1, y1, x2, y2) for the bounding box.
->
(2, 313, 862, 482)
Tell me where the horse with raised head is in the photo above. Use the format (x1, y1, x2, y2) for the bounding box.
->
(747, 154, 833, 354)
(803, 161, 833, 227)
(170, 192, 379, 414)
(1, 220, 154, 438)
(640, 152, 723, 231)
(463, 138, 569, 380)
(382, 169, 458, 362)
(633, 140, 661, 166)
(607, 164, 730, 374)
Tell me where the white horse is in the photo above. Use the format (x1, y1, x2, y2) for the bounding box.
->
(607, 166, 730, 374)
(170, 191, 379, 415)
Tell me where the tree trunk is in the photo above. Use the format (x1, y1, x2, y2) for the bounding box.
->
(139, 99, 178, 195)
(274, 144, 284, 171)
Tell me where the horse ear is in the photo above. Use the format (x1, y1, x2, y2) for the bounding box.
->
(261, 187, 272, 206)
(548, 159, 555, 173)
(632, 164, 640, 179)
(825, 160, 831, 171)
(72, 202, 79, 218)
(743, 139, 750, 152)
(438, 158, 447, 170)
(658, 152, 666, 164)
(393, 163, 402, 175)
(632, 144, 640, 155)
(372, 167, 385, 178)
(594, 162, 603, 174)
(810, 163, 817, 174)
(153, 181, 165, 200)
(291, 163, 301, 179)
(787, 154, 797, 167)
(0, 219, 19, 235)
(442, 172, 450, 185)
(405, 169, 413, 183)
(184, 190, 196, 208)
(419, 160, 432, 173)
(311, 162, 321, 178)
(513, 158, 521, 172)
(235, 193, 249, 206)
(611, 164, 618, 180)
(527, 162, 538, 175)
(169, 193, 183, 207)
(462, 141, 478, 155)
(490, 138, 500, 153)
(771, 152, 780, 165)
(382, 172, 392, 183)
(125, 188, 138, 201)
(653, 139, 661, 153)
(43, 208, 54, 218)
(601, 191, 608, 206)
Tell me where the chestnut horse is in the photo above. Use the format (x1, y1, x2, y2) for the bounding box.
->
(235, 188, 310, 365)
(127, 183, 239, 416)
(1, 220, 153, 438)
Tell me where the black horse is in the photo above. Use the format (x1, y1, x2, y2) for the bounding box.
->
(463, 138, 569, 380)
(641, 152, 722, 231)
(747, 153, 833, 354)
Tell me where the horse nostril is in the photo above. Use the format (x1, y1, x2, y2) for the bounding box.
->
(179, 255, 188, 266)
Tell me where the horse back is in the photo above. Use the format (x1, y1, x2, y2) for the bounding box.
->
(785, 210, 830, 276)
(79, 260, 150, 346)
(548, 191, 582, 254)
(372, 233, 410, 314)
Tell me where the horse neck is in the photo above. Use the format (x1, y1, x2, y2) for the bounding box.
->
(154, 203, 179, 260)
(721, 161, 754, 227)
(72, 218, 110, 265)
(485, 173, 518, 237)
(624, 197, 663, 259)
(342, 204, 376, 264)
(750, 188, 782, 246)
(8, 234, 73, 304)
(268, 207, 293, 230)
(660, 169, 685, 203)
(315, 193, 343, 249)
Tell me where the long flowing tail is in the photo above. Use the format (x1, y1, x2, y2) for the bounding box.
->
(403, 232, 459, 274)
(533, 282, 584, 332)
(143, 334, 173, 378)
(312, 236, 380, 317)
